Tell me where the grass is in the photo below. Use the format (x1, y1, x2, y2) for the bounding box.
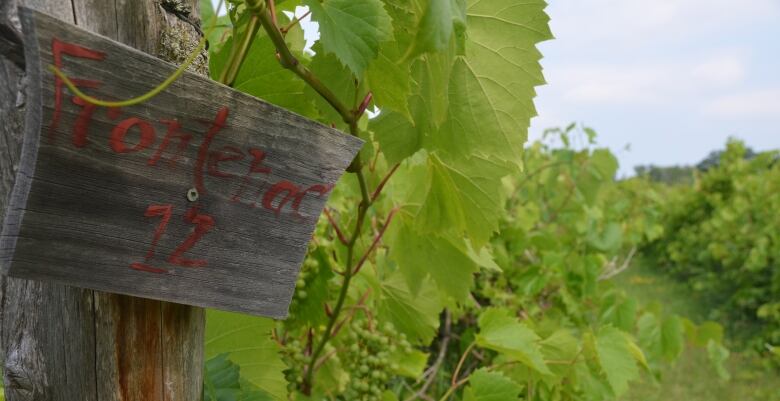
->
(614, 259, 780, 401)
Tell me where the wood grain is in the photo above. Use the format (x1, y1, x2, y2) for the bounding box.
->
(1, 8, 362, 318)
(0, 1, 292, 400)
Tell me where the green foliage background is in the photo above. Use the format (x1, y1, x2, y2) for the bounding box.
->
(196, 1, 737, 401)
(644, 140, 780, 356)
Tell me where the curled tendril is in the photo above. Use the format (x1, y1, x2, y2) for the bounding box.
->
(48, 0, 225, 108)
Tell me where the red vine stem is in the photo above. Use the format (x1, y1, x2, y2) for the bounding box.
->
(357, 92, 373, 117)
(371, 163, 400, 202)
(267, 0, 278, 28)
(323, 208, 348, 245)
(281, 10, 311, 35)
(352, 207, 399, 275)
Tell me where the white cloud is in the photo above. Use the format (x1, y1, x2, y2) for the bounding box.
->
(691, 53, 747, 87)
(702, 89, 780, 118)
(546, 52, 749, 106)
(554, 64, 667, 104)
(548, 0, 780, 49)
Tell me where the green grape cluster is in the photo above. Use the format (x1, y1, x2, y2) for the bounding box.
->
(281, 339, 310, 397)
(287, 256, 319, 322)
(341, 320, 412, 401)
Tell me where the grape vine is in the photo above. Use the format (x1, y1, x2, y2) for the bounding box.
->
(193, 2, 732, 401)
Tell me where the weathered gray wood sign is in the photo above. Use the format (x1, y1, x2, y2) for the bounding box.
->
(0, 8, 362, 318)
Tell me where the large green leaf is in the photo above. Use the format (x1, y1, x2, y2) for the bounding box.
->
(476, 308, 551, 375)
(417, 153, 512, 247)
(428, 0, 551, 166)
(594, 326, 639, 397)
(406, 0, 456, 58)
(462, 369, 522, 401)
(371, 47, 457, 165)
(205, 311, 286, 400)
(391, 219, 479, 300)
(376, 272, 443, 345)
(304, 0, 392, 76)
(366, 42, 412, 119)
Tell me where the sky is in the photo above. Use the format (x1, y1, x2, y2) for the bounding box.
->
(530, 0, 780, 175)
(212, 0, 780, 175)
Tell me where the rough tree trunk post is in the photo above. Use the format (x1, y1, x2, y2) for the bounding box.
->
(0, 1, 207, 400)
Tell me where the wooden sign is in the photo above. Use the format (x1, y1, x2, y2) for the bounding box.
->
(0, 8, 363, 318)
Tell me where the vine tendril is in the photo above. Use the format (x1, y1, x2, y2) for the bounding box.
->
(48, 0, 225, 108)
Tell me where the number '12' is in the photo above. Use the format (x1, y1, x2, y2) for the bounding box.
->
(131, 204, 215, 274)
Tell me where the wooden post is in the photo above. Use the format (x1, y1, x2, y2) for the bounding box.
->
(1, 1, 207, 400)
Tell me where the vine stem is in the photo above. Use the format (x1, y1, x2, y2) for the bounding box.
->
(437, 377, 470, 401)
(218, 14, 262, 86)
(323, 208, 348, 245)
(451, 341, 476, 386)
(352, 207, 398, 275)
(281, 10, 311, 34)
(253, 0, 353, 123)
(240, 0, 379, 394)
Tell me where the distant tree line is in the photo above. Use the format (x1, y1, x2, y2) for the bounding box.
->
(634, 142, 762, 185)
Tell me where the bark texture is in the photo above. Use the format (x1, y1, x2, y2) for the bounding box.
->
(0, 1, 206, 400)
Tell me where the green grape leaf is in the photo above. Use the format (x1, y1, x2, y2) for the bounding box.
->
(467, 243, 501, 272)
(462, 369, 523, 401)
(476, 308, 551, 375)
(204, 354, 240, 401)
(204, 354, 275, 401)
(389, 348, 429, 378)
(366, 40, 412, 120)
(210, 33, 317, 117)
(625, 336, 650, 371)
(594, 326, 639, 397)
(691, 321, 725, 347)
(381, 0, 417, 50)
(587, 221, 623, 252)
(660, 315, 684, 361)
(540, 330, 579, 376)
(371, 49, 457, 166)
(407, 0, 454, 58)
(430, 0, 552, 166)
(417, 153, 512, 247)
(415, 49, 455, 128)
(599, 293, 636, 331)
(370, 110, 421, 165)
(636, 311, 671, 362)
(205, 310, 286, 400)
(391, 219, 478, 300)
(376, 272, 443, 345)
(589, 149, 619, 180)
(304, 0, 393, 76)
(304, 45, 357, 126)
